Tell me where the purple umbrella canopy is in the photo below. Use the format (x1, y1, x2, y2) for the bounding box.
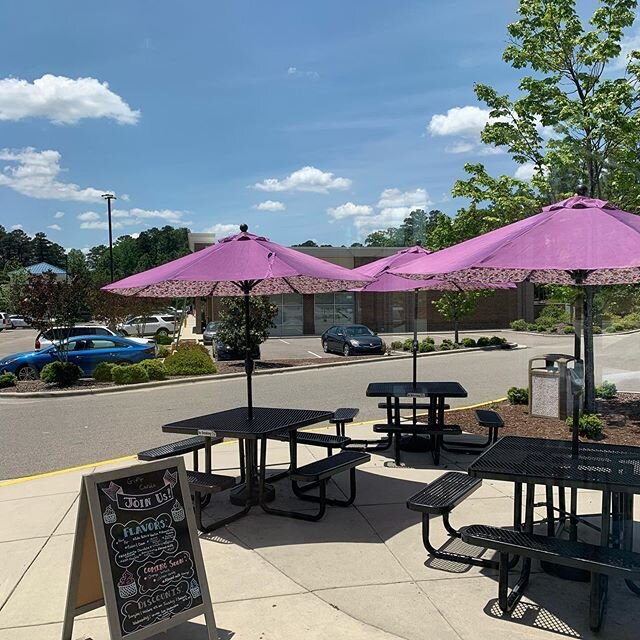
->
(103, 226, 372, 297)
(392, 196, 640, 285)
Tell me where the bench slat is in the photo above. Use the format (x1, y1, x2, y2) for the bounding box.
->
(461, 524, 640, 579)
(474, 409, 504, 428)
(377, 402, 450, 410)
(331, 407, 359, 423)
(373, 423, 462, 435)
(291, 451, 369, 482)
(138, 436, 221, 461)
(270, 431, 350, 448)
(187, 471, 236, 494)
(407, 472, 482, 514)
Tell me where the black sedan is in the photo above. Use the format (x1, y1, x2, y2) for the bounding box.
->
(321, 324, 385, 356)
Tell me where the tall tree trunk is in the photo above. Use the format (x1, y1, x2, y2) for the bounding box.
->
(454, 320, 459, 345)
(584, 287, 596, 412)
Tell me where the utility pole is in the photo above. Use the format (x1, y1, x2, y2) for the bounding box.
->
(101, 193, 116, 283)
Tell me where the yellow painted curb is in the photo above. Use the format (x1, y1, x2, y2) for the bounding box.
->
(0, 397, 507, 487)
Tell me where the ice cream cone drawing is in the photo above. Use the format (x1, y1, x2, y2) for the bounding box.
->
(118, 570, 138, 599)
(171, 500, 185, 522)
(103, 504, 117, 524)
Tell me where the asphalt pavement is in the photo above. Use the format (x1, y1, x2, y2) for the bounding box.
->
(1, 329, 639, 480)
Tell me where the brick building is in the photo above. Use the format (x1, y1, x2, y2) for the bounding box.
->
(188, 233, 534, 336)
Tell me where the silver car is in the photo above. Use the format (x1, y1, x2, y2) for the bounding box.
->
(8, 315, 31, 329)
(117, 314, 179, 338)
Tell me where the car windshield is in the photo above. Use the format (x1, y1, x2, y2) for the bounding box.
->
(345, 326, 373, 337)
(114, 329, 127, 337)
(206, 322, 219, 331)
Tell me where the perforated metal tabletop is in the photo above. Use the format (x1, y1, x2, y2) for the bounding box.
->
(469, 436, 640, 494)
(366, 381, 467, 398)
(163, 407, 334, 440)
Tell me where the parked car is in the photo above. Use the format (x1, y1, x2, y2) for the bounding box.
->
(203, 321, 220, 345)
(321, 324, 385, 356)
(35, 325, 152, 350)
(0, 312, 9, 331)
(214, 340, 261, 361)
(118, 314, 179, 338)
(0, 335, 156, 380)
(7, 315, 31, 329)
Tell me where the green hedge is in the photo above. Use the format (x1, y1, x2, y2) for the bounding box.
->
(507, 386, 529, 405)
(595, 380, 617, 400)
(112, 364, 149, 385)
(164, 347, 216, 376)
(93, 362, 115, 382)
(461, 337, 477, 347)
(154, 334, 173, 345)
(40, 361, 83, 386)
(390, 340, 403, 350)
(140, 359, 168, 380)
(566, 413, 603, 439)
(0, 372, 17, 388)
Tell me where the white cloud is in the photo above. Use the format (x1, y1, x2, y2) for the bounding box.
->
(287, 66, 319, 79)
(80, 247, 90, 255)
(445, 141, 475, 154)
(202, 223, 239, 237)
(0, 74, 140, 124)
(47, 223, 62, 231)
(254, 200, 286, 211)
(327, 202, 373, 222)
(78, 211, 101, 222)
(0, 148, 106, 202)
(614, 30, 640, 69)
(514, 163, 536, 181)
(120, 193, 130, 202)
(10, 224, 23, 230)
(54, 211, 65, 219)
(77, 208, 189, 231)
(254, 166, 351, 193)
(429, 106, 492, 138)
(377, 188, 429, 210)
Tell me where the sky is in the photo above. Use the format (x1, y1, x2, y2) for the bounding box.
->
(0, 0, 636, 251)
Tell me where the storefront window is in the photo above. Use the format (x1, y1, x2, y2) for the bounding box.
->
(314, 292, 354, 334)
(269, 294, 303, 336)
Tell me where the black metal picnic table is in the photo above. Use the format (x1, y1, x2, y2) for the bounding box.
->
(163, 406, 334, 528)
(468, 435, 640, 596)
(366, 381, 467, 464)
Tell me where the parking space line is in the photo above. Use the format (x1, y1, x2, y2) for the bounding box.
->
(279, 339, 290, 344)
(307, 351, 323, 358)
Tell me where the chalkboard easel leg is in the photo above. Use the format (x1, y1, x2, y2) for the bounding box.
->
(204, 603, 219, 640)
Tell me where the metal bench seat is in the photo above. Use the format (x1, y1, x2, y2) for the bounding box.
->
(406, 472, 496, 568)
(186, 471, 237, 532)
(137, 436, 218, 461)
(271, 430, 350, 454)
(377, 402, 449, 411)
(461, 524, 640, 630)
(442, 409, 505, 455)
(331, 407, 359, 436)
(288, 451, 370, 521)
(373, 423, 462, 435)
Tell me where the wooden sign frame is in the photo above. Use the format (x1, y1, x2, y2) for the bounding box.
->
(61, 458, 217, 640)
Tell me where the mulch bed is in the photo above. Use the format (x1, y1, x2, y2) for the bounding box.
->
(446, 393, 640, 447)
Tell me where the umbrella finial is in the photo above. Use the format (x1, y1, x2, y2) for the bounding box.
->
(575, 184, 588, 197)
(240, 224, 249, 233)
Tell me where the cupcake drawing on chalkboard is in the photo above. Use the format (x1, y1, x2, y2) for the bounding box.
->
(171, 500, 185, 522)
(189, 578, 201, 599)
(118, 570, 138, 599)
(103, 504, 117, 525)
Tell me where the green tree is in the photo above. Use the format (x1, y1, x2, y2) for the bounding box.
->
(432, 291, 492, 344)
(31, 232, 66, 267)
(292, 240, 319, 247)
(0, 268, 28, 313)
(216, 297, 278, 355)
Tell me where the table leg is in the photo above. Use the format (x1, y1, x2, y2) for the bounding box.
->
(513, 482, 523, 531)
(589, 491, 611, 631)
(622, 493, 640, 596)
(229, 438, 275, 506)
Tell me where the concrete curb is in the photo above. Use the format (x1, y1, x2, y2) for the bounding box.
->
(0, 343, 523, 399)
(506, 328, 640, 337)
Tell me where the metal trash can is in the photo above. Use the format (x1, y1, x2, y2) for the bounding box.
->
(528, 354, 580, 419)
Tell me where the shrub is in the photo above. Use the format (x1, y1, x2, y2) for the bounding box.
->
(402, 338, 413, 351)
(40, 361, 83, 386)
(93, 362, 115, 382)
(526, 322, 537, 331)
(507, 386, 529, 405)
(389, 340, 403, 350)
(595, 380, 617, 400)
(157, 345, 171, 358)
(535, 324, 547, 332)
(423, 336, 435, 345)
(154, 333, 173, 345)
(0, 373, 17, 388)
(461, 337, 477, 348)
(439, 341, 453, 351)
(612, 323, 625, 332)
(510, 319, 528, 331)
(164, 348, 216, 376)
(418, 341, 436, 353)
(563, 325, 575, 334)
(477, 336, 491, 347)
(566, 413, 604, 439)
(140, 359, 168, 381)
(176, 342, 210, 354)
(604, 325, 617, 333)
(592, 325, 602, 334)
(112, 364, 150, 385)
(489, 336, 506, 346)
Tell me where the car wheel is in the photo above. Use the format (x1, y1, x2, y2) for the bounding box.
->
(156, 328, 170, 338)
(322, 341, 329, 353)
(16, 364, 39, 381)
(343, 343, 351, 357)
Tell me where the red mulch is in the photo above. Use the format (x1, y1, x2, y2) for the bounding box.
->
(447, 393, 640, 446)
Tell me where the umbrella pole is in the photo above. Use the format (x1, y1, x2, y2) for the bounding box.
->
(243, 286, 254, 420)
(412, 289, 419, 424)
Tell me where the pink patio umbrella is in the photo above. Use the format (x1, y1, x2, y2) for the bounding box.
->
(353, 244, 514, 387)
(392, 194, 640, 453)
(103, 225, 372, 418)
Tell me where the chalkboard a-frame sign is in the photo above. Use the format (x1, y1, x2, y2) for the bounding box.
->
(61, 458, 217, 640)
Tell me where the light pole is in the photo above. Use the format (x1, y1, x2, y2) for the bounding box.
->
(101, 193, 116, 283)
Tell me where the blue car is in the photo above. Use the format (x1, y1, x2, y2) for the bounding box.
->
(0, 335, 157, 380)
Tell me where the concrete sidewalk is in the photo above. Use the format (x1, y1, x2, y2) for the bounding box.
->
(1, 424, 639, 639)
